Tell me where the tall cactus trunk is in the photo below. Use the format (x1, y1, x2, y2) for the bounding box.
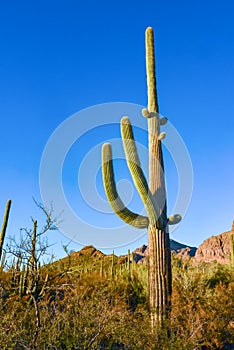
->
(146, 27, 172, 329)
(148, 226, 172, 329)
(0, 200, 12, 262)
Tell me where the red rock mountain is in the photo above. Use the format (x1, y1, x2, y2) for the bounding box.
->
(128, 222, 234, 265)
(195, 221, 234, 264)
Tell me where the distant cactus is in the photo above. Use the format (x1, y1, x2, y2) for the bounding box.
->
(127, 249, 131, 274)
(102, 27, 181, 330)
(100, 258, 104, 277)
(19, 265, 28, 297)
(0, 250, 6, 269)
(230, 222, 234, 268)
(29, 220, 37, 273)
(231, 233, 234, 268)
(0, 200, 11, 262)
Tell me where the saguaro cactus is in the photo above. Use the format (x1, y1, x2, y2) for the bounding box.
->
(0, 200, 11, 262)
(102, 27, 181, 329)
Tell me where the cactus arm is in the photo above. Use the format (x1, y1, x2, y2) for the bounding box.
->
(160, 117, 168, 125)
(102, 143, 149, 228)
(121, 117, 162, 228)
(158, 132, 166, 141)
(168, 214, 182, 225)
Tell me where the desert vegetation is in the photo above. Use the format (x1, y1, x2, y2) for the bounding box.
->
(0, 204, 233, 349)
(0, 250, 233, 349)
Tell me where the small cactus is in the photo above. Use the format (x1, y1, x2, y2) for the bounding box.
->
(127, 249, 131, 274)
(0, 250, 6, 269)
(230, 221, 234, 267)
(100, 258, 104, 277)
(29, 220, 37, 272)
(111, 251, 115, 277)
(0, 200, 11, 262)
(230, 233, 234, 268)
(19, 265, 28, 297)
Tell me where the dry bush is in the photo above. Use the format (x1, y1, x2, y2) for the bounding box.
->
(170, 262, 234, 349)
(0, 258, 233, 349)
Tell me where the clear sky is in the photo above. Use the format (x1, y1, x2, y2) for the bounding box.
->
(0, 0, 234, 260)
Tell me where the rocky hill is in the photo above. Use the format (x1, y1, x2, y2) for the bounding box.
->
(58, 240, 197, 268)
(61, 221, 234, 266)
(195, 221, 234, 264)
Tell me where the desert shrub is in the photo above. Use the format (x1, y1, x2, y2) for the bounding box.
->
(170, 261, 234, 349)
(0, 258, 233, 349)
(0, 272, 150, 349)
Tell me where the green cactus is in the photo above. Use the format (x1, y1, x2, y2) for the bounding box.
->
(16, 254, 22, 272)
(231, 233, 234, 269)
(230, 221, 234, 267)
(0, 250, 6, 269)
(131, 252, 135, 277)
(29, 220, 37, 272)
(102, 27, 181, 330)
(127, 249, 131, 273)
(0, 200, 11, 262)
(110, 250, 115, 277)
(19, 265, 28, 297)
(100, 258, 104, 277)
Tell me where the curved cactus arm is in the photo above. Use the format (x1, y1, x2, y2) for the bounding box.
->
(121, 117, 162, 228)
(102, 143, 149, 229)
(158, 132, 166, 141)
(168, 214, 182, 225)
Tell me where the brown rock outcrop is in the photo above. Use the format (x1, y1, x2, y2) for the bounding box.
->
(195, 222, 234, 264)
(70, 245, 105, 259)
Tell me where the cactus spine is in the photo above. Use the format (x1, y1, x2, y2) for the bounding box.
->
(102, 27, 181, 330)
(0, 200, 11, 262)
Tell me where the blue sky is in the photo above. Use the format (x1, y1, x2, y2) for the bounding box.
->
(0, 1, 234, 259)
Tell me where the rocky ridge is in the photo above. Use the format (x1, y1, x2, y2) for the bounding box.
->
(133, 222, 234, 265)
(67, 221, 234, 265)
(195, 221, 234, 264)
